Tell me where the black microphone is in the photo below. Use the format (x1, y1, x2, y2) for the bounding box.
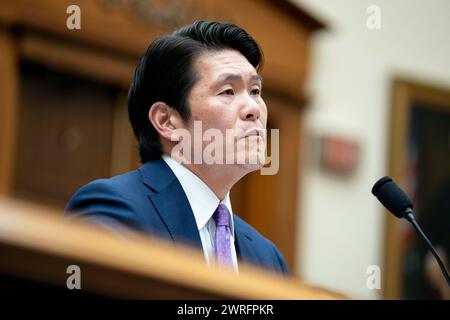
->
(372, 176, 450, 288)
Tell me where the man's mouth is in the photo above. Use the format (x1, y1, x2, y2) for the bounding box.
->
(240, 128, 263, 139)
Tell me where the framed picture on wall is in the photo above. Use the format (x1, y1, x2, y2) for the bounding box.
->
(385, 79, 450, 299)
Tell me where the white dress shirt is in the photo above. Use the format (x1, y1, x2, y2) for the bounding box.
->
(162, 154, 239, 272)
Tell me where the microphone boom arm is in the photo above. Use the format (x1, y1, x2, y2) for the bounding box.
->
(404, 208, 450, 287)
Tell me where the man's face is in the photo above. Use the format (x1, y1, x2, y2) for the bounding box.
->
(182, 49, 268, 170)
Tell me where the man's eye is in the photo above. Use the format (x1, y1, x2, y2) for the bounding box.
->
(251, 88, 261, 95)
(220, 89, 234, 95)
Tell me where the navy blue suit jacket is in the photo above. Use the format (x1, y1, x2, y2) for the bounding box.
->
(65, 158, 289, 275)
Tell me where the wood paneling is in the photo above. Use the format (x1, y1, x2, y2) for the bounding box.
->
(13, 62, 116, 206)
(19, 31, 136, 87)
(110, 92, 137, 176)
(0, 28, 18, 195)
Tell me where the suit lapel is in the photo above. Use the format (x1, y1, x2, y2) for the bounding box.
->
(139, 159, 202, 249)
(139, 158, 263, 266)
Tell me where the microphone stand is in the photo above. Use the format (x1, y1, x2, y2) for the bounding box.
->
(404, 208, 450, 287)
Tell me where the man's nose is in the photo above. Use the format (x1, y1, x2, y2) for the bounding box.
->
(240, 94, 261, 121)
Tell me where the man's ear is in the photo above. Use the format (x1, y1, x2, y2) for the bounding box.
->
(148, 102, 184, 142)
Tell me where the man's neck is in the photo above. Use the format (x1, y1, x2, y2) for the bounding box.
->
(183, 163, 245, 200)
(164, 153, 246, 200)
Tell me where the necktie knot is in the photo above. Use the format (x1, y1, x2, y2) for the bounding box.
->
(214, 204, 230, 227)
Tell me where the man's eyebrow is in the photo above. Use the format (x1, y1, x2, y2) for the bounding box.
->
(215, 73, 263, 83)
(252, 74, 263, 82)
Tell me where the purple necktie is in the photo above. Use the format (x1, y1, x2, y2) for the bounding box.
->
(213, 204, 233, 269)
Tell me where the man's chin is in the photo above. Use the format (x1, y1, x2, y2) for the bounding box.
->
(236, 152, 266, 172)
(239, 162, 264, 172)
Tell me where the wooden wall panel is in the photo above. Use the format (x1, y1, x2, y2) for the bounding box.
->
(0, 28, 18, 195)
(13, 62, 116, 206)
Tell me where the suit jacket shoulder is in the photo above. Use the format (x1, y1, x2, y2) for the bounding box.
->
(65, 168, 169, 239)
(65, 159, 289, 275)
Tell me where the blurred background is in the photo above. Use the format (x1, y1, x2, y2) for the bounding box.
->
(0, 0, 449, 299)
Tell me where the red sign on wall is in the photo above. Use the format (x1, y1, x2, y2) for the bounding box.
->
(320, 135, 359, 175)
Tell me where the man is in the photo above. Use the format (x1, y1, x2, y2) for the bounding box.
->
(66, 21, 289, 275)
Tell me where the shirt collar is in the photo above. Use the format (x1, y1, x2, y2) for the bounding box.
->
(162, 154, 235, 235)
